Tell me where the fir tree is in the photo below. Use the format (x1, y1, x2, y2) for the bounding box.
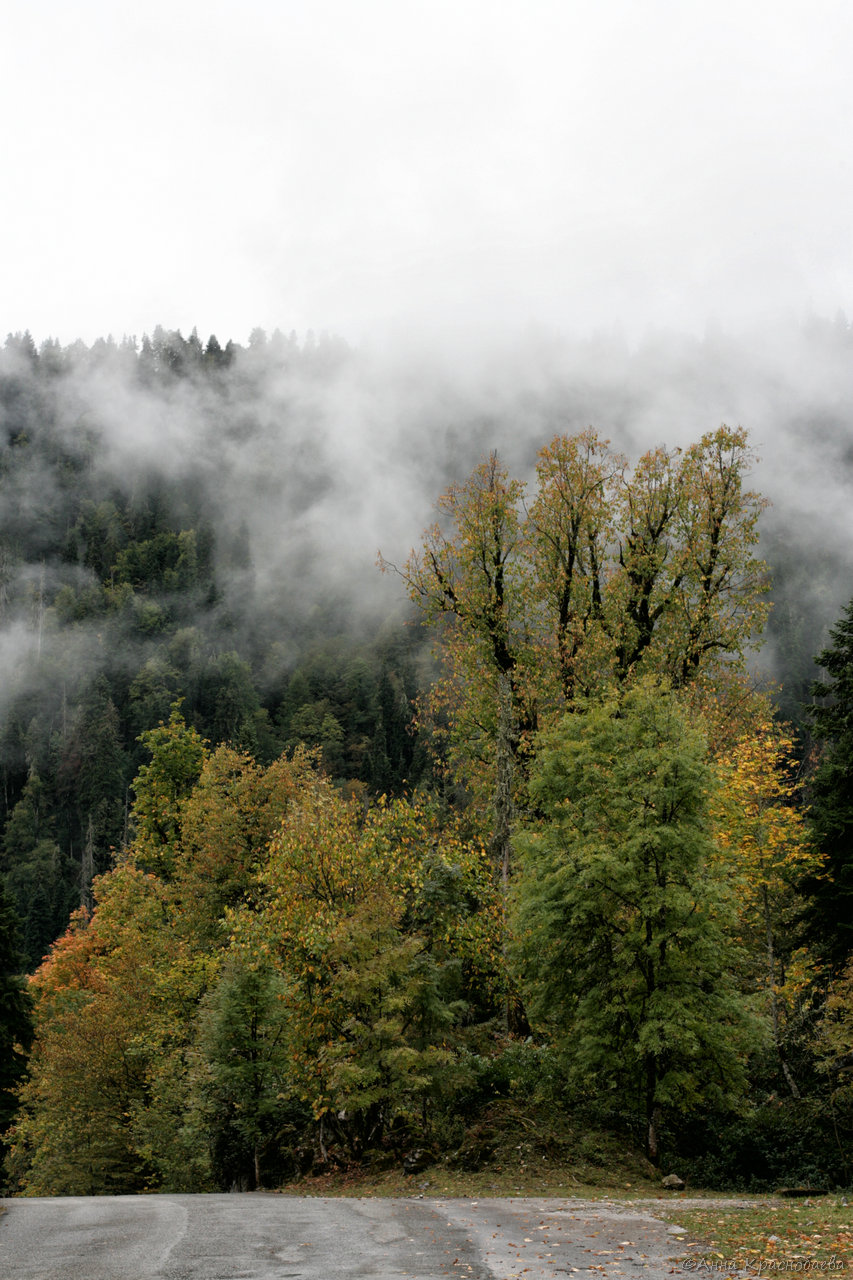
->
(0, 880, 33, 1170)
(804, 598, 853, 969)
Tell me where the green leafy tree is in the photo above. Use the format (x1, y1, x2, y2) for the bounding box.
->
(514, 680, 759, 1161)
(131, 705, 206, 877)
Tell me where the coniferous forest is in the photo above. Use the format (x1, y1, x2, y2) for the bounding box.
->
(2, 320, 853, 1194)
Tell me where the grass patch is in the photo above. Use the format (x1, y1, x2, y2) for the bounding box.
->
(659, 1197, 853, 1272)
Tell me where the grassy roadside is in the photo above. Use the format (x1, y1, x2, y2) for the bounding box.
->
(651, 1197, 853, 1273)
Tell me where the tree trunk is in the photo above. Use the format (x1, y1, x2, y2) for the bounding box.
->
(645, 1058, 661, 1164)
(492, 672, 517, 1031)
(491, 672, 516, 892)
(764, 884, 800, 1098)
(81, 815, 95, 912)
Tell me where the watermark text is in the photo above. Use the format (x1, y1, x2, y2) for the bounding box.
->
(683, 1258, 845, 1273)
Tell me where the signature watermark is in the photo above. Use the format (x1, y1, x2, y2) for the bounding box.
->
(683, 1259, 845, 1273)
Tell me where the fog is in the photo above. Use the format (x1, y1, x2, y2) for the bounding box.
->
(3, 317, 851, 701)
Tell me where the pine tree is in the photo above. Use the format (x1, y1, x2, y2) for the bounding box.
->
(0, 881, 33, 1172)
(804, 598, 853, 969)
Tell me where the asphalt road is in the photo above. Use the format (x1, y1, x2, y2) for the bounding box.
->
(0, 1193, 698, 1280)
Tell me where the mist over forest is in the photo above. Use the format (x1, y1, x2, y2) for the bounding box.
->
(0, 314, 851, 967)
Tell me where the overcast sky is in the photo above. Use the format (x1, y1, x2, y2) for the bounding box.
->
(2, 0, 852, 348)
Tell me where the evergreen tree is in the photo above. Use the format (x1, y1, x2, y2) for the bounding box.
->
(192, 960, 293, 1190)
(0, 880, 33, 1173)
(804, 598, 853, 969)
(3, 770, 66, 969)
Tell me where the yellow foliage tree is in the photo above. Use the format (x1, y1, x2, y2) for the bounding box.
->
(710, 706, 823, 1096)
(235, 774, 502, 1158)
(7, 719, 318, 1194)
(383, 424, 772, 986)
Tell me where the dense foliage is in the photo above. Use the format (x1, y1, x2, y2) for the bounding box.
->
(2, 323, 853, 1193)
(5, 716, 501, 1192)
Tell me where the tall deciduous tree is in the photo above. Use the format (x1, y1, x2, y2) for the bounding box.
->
(390, 426, 769, 878)
(391, 453, 527, 885)
(514, 681, 759, 1162)
(6, 871, 164, 1194)
(527, 430, 623, 704)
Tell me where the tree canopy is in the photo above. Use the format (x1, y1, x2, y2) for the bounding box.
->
(391, 426, 769, 882)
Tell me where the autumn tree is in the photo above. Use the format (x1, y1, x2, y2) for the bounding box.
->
(816, 958, 853, 1090)
(390, 426, 769, 878)
(527, 430, 623, 704)
(236, 774, 501, 1161)
(7, 727, 310, 1195)
(121, 741, 305, 1190)
(710, 706, 822, 1097)
(6, 870, 166, 1194)
(389, 452, 527, 885)
(514, 680, 759, 1162)
(174, 743, 303, 940)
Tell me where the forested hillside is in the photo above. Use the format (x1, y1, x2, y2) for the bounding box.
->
(0, 328, 429, 966)
(2, 320, 853, 1194)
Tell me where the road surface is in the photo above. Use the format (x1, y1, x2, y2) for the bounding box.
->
(0, 1192, 699, 1279)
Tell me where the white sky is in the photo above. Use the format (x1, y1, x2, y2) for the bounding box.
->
(2, 0, 852, 348)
